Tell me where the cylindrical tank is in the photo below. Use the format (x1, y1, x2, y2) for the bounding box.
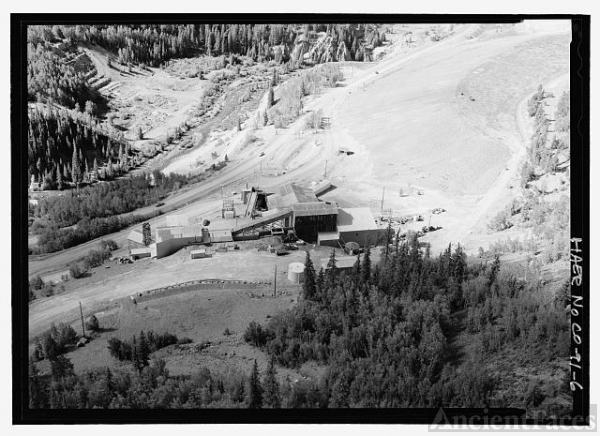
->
(287, 262, 305, 284)
(201, 227, 211, 244)
(345, 241, 360, 255)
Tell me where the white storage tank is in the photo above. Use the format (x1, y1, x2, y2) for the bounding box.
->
(287, 262, 305, 284)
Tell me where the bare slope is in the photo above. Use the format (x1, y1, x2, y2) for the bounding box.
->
(338, 32, 570, 196)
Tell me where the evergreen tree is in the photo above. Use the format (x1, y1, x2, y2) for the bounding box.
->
(316, 267, 325, 300)
(43, 334, 60, 361)
(29, 357, 48, 408)
(137, 330, 150, 369)
(302, 251, 317, 301)
(132, 335, 140, 372)
(361, 246, 371, 285)
(248, 360, 263, 408)
(56, 166, 64, 190)
(324, 249, 338, 291)
(267, 87, 274, 108)
(299, 80, 306, 97)
(352, 254, 361, 282)
(262, 357, 281, 408)
(489, 254, 501, 285)
(93, 158, 99, 180)
(84, 159, 90, 182)
(72, 145, 82, 185)
(107, 159, 114, 179)
(50, 355, 74, 380)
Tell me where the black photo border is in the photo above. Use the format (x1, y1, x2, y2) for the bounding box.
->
(12, 13, 590, 425)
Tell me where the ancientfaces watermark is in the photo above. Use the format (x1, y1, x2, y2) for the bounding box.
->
(428, 405, 595, 431)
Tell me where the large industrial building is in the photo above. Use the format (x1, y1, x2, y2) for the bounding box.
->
(127, 182, 386, 259)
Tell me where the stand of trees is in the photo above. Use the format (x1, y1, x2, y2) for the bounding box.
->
(32, 24, 384, 68)
(31, 171, 199, 253)
(27, 33, 97, 108)
(243, 238, 571, 410)
(28, 107, 127, 188)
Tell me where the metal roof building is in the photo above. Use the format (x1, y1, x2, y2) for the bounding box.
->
(127, 229, 145, 245)
(267, 183, 319, 209)
(291, 202, 338, 217)
(320, 256, 358, 271)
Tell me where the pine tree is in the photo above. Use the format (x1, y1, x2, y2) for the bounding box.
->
(137, 330, 150, 369)
(488, 254, 501, 285)
(93, 158, 99, 180)
(352, 254, 361, 282)
(29, 357, 47, 408)
(71, 145, 82, 185)
(248, 359, 263, 408)
(316, 267, 325, 299)
(132, 335, 140, 372)
(107, 159, 114, 179)
(50, 355, 74, 380)
(302, 251, 317, 301)
(56, 165, 64, 190)
(262, 357, 281, 408)
(324, 249, 338, 291)
(361, 247, 371, 285)
(271, 68, 277, 86)
(237, 117, 242, 131)
(267, 87, 274, 108)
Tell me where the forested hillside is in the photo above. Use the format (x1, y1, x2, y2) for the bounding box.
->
(30, 237, 571, 414)
(28, 106, 129, 188)
(31, 24, 384, 69)
(242, 238, 570, 413)
(27, 23, 384, 188)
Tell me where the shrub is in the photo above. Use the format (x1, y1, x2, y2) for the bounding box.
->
(243, 321, 272, 347)
(69, 264, 86, 279)
(487, 208, 513, 232)
(83, 247, 112, 269)
(99, 239, 119, 251)
(30, 275, 45, 290)
(85, 314, 100, 332)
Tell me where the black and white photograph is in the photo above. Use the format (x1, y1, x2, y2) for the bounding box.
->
(11, 7, 591, 428)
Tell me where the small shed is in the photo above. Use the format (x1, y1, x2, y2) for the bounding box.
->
(210, 229, 233, 243)
(321, 256, 357, 272)
(131, 247, 152, 259)
(191, 249, 211, 259)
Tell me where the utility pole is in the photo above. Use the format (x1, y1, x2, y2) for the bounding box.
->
(273, 265, 277, 297)
(324, 160, 328, 178)
(380, 186, 385, 219)
(79, 301, 86, 338)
